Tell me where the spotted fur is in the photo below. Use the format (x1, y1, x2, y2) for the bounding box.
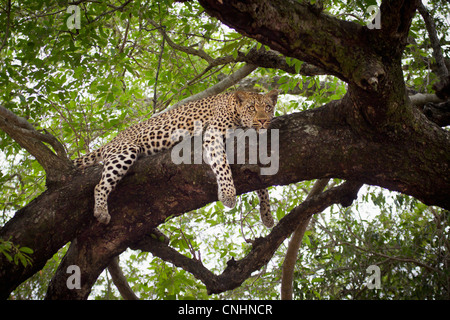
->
(74, 90, 278, 227)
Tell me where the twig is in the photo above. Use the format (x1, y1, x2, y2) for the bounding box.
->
(91, 0, 133, 24)
(0, 0, 11, 52)
(119, 13, 131, 54)
(147, 18, 214, 64)
(153, 26, 166, 110)
(339, 241, 439, 274)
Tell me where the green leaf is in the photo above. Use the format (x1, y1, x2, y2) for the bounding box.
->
(19, 247, 34, 254)
(303, 234, 311, 247)
(2, 251, 13, 263)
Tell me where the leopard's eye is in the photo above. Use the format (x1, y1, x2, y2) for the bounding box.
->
(265, 105, 273, 112)
(247, 105, 256, 112)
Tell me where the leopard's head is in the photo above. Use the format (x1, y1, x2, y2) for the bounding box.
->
(234, 89, 278, 131)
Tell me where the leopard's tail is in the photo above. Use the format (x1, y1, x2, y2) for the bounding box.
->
(73, 148, 103, 168)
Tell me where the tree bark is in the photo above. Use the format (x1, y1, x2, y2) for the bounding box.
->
(1, 0, 449, 299)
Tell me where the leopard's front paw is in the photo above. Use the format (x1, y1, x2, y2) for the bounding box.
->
(218, 186, 236, 208)
(94, 206, 111, 224)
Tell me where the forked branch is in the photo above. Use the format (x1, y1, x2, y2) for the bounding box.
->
(133, 180, 362, 295)
(0, 105, 72, 183)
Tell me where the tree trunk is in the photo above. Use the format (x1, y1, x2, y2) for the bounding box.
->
(1, 0, 449, 299)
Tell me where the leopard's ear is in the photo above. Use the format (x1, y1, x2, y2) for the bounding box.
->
(265, 89, 279, 105)
(234, 91, 249, 104)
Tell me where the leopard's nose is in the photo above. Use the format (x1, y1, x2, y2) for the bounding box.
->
(257, 119, 267, 126)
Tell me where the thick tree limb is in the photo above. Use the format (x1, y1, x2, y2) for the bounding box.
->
(1, 0, 449, 300)
(408, 93, 450, 126)
(409, 93, 443, 107)
(196, 0, 424, 130)
(380, 0, 420, 41)
(197, 0, 387, 89)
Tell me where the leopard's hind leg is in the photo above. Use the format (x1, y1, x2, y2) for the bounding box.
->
(94, 142, 140, 224)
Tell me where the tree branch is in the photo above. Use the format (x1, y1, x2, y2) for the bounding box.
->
(133, 180, 362, 295)
(91, 0, 133, 24)
(0, 105, 72, 183)
(160, 63, 258, 112)
(409, 93, 443, 107)
(407, 93, 450, 126)
(197, 0, 387, 89)
(422, 100, 450, 127)
(380, 0, 420, 40)
(148, 17, 326, 78)
(417, 2, 449, 80)
(0, 0, 11, 52)
(339, 240, 439, 273)
(107, 256, 139, 300)
(281, 178, 330, 300)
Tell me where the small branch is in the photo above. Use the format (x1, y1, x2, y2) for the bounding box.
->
(418, 2, 449, 80)
(147, 19, 214, 64)
(153, 27, 166, 109)
(91, 0, 133, 24)
(133, 234, 218, 290)
(107, 256, 139, 300)
(155, 63, 257, 114)
(147, 18, 326, 78)
(234, 74, 331, 97)
(0, 105, 72, 183)
(0, 0, 11, 52)
(119, 13, 131, 53)
(243, 47, 326, 77)
(281, 178, 330, 300)
(159, 21, 326, 77)
(339, 241, 439, 273)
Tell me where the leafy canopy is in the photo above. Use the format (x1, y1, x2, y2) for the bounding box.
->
(1, 0, 449, 299)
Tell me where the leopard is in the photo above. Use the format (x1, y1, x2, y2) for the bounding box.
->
(73, 89, 279, 228)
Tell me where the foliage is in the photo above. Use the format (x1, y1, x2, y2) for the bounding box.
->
(0, 239, 33, 268)
(1, 0, 449, 299)
(293, 189, 449, 299)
